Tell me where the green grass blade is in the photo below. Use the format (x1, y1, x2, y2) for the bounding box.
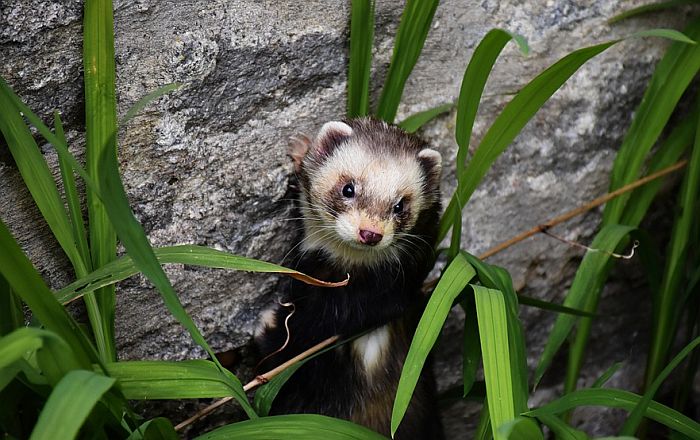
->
(56, 244, 348, 304)
(499, 417, 543, 440)
(54, 111, 91, 269)
(517, 295, 597, 317)
(0, 274, 23, 336)
(253, 362, 305, 417)
(592, 362, 623, 388)
(120, 83, 182, 125)
(126, 418, 178, 440)
(534, 224, 634, 388)
(375, 0, 440, 122)
(398, 103, 454, 133)
(0, 219, 98, 367)
(534, 414, 588, 440)
(629, 28, 696, 44)
(195, 414, 388, 440)
(461, 253, 529, 414)
(347, 0, 374, 118)
(608, 0, 699, 24)
(84, 0, 119, 363)
(0, 327, 82, 386)
(603, 19, 700, 224)
(437, 40, 617, 242)
(622, 336, 700, 434)
(645, 105, 700, 389)
(0, 328, 45, 370)
(449, 29, 528, 258)
(94, 144, 244, 387)
(106, 360, 256, 419)
(525, 388, 700, 438)
(473, 285, 517, 440)
(390, 253, 476, 436)
(253, 335, 352, 417)
(29, 370, 115, 440)
(475, 401, 493, 440)
(0, 80, 87, 276)
(461, 298, 481, 397)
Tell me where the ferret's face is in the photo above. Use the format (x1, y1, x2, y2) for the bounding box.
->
(297, 119, 441, 268)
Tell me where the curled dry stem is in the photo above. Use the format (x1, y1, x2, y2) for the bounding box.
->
(174, 335, 339, 431)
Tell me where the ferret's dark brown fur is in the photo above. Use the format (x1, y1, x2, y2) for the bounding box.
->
(255, 118, 444, 439)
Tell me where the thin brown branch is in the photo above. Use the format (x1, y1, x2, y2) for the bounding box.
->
(423, 159, 687, 292)
(174, 335, 340, 432)
(477, 159, 687, 260)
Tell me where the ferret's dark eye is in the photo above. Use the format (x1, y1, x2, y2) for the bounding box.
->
(342, 183, 355, 198)
(393, 199, 404, 214)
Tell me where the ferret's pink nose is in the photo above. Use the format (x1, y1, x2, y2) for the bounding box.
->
(359, 229, 383, 246)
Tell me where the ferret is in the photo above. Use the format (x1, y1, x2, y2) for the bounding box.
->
(255, 117, 444, 439)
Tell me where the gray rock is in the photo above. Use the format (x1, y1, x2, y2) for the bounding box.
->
(0, 0, 692, 437)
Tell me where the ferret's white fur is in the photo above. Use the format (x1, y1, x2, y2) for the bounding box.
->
(351, 325, 392, 380)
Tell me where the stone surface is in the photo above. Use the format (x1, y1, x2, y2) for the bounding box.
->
(0, 0, 693, 437)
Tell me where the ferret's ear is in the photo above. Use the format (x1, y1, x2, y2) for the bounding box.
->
(288, 134, 312, 173)
(313, 121, 353, 158)
(418, 148, 442, 187)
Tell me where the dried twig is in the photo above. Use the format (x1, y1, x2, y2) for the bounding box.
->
(174, 335, 339, 431)
(422, 159, 687, 292)
(477, 160, 686, 260)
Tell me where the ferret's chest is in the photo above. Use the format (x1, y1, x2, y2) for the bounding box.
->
(351, 325, 393, 380)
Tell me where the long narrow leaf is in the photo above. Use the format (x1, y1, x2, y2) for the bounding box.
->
(438, 40, 616, 242)
(106, 360, 256, 418)
(498, 417, 543, 440)
(608, 0, 699, 24)
(0, 274, 23, 336)
(398, 103, 454, 133)
(439, 29, 694, 243)
(645, 104, 700, 388)
(0, 327, 82, 386)
(0, 81, 87, 276)
(525, 388, 700, 438)
(517, 294, 597, 317)
(592, 362, 623, 388)
(29, 370, 115, 440)
(622, 336, 700, 433)
(121, 83, 182, 125)
(603, 19, 700, 224)
(375, 0, 440, 122)
(461, 253, 529, 414)
(473, 285, 517, 439)
(56, 244, 348, 304)
(347, 0, 374, 118)
(0, 219, 98, 367)
(535, 224, 634, 387)
(461, 298, 481, 397)
(195, 414, 387, 440)
(83, 0, 119, 363)
(534, 414, 587, 440)
(126, 418, 178, 440)
(54, 111, 91, 271)
(449, 29, 528, 258)
(390, 253, 476, 436)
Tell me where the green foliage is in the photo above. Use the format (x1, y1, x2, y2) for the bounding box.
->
(83, 0, 119, 363)
(195, 414, 388, 439)
(375, 0, 440, 122)
(347, 0, 374, 118)
(391, 254, 476, 435)
(1, 0, 699, 438)
(29, 370, 115, 440)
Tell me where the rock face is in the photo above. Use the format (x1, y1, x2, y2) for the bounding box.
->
(0, 0, 690, 436)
